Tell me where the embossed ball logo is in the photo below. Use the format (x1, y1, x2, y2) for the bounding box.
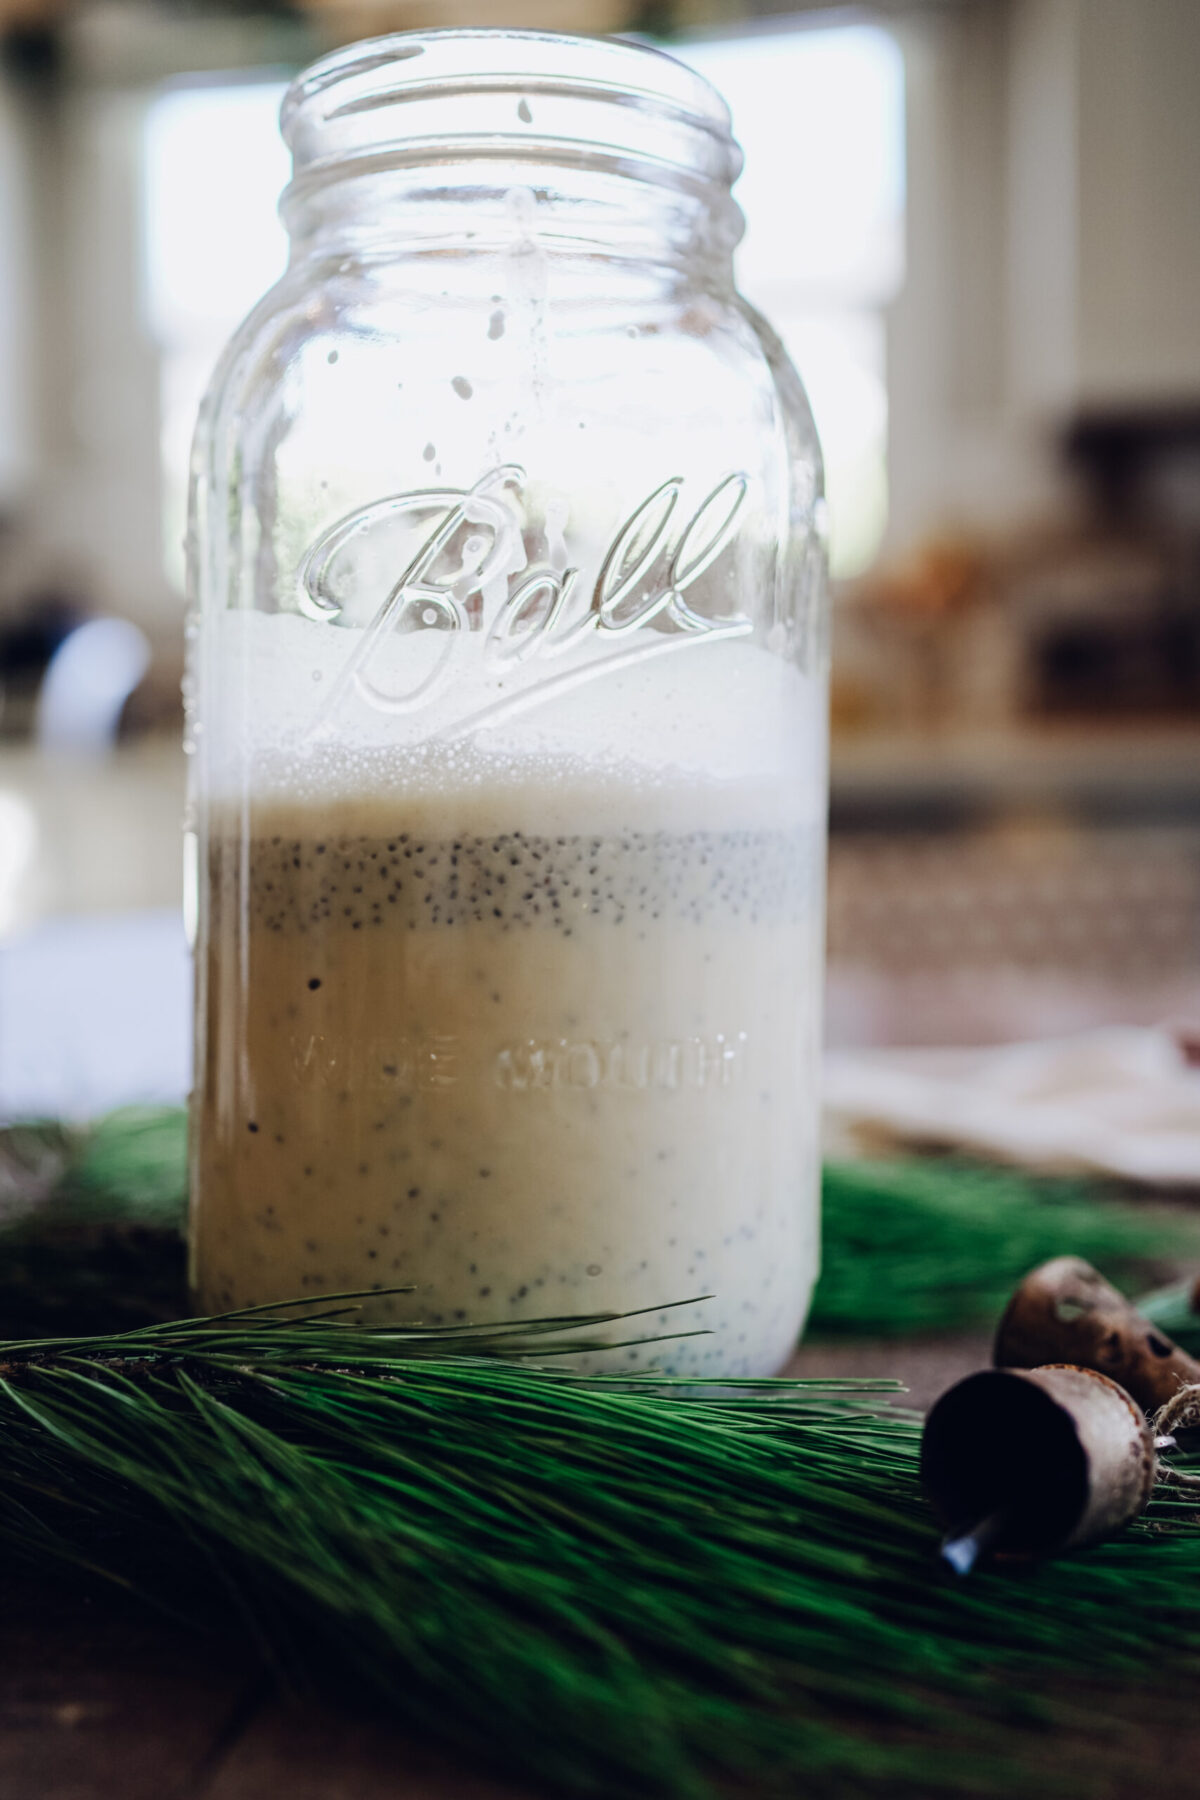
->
(298, 464, 751, 726)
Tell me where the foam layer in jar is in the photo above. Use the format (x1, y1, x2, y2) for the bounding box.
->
(198, 610, 823, 837)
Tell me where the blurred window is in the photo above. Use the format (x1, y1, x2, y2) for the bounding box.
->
(142, 78, 289, 592)
(672, 21, 905, 576)
(142, 22, 903, 587)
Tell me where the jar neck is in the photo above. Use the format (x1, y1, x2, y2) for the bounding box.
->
(279, 29, 743, 279)
(283, 162, 740, 282)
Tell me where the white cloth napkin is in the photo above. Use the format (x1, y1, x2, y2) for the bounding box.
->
(824, 1026, 1200, 1187)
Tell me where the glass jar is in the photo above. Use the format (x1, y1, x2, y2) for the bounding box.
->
(187, 28, 828, 1375)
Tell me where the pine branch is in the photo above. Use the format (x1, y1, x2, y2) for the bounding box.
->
(3, 1100, 1200, 1794)
(0, 1107, 186, 1335)
(2, 1306, 1200, 1798)
(816, 1156, 1200, 1337)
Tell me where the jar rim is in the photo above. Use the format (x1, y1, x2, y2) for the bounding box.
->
(280, 28, 740, 195)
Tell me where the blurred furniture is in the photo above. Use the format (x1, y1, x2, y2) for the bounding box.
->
(35, 617, 151, 752)
(825, 809, 1200, 1048)
(835, 404, 1200, 737)
(0, 591, 83, 741)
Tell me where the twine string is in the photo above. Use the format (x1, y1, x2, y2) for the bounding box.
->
(1152, 1384, 1200, 1490)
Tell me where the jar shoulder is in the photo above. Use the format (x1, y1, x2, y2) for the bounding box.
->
(196, 260, 820, 491)
(731, 295, 824, 491)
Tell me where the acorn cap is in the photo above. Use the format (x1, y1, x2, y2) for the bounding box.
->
(921, 1363, 1156, 1567)
(994, 1256, 1200, 1414)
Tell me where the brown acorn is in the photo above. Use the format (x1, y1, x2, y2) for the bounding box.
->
(994, 1256, 1200, 1414)
(922, 1363, 1156, 1571)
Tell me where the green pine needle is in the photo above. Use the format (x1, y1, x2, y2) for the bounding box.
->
(0, 1107, 188, 1336)
(1, 1307, 1199, 1800)
(815, 1156, 1200, 1337)
(5, 1110, 1200, 1795)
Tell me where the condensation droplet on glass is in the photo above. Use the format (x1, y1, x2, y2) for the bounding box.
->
(517, 98, 532, 123)
(488, 309, 505, 340)
(586, 1264, 602, 1277)
(312, 669, 323, 682)
(327, 349, 338, 364)
(423, 443, 436, 462)
(451, 376, 473, 400)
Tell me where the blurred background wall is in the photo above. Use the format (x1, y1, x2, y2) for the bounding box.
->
(0, 0, 1198, 1112)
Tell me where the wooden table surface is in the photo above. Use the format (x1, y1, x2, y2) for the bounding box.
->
(6, 1331, 1200, 1800)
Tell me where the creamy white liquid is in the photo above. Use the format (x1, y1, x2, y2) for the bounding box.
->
(190, 613, 825, 1374)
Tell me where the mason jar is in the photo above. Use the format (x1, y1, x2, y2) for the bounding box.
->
(187, 28, 828, 1375)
